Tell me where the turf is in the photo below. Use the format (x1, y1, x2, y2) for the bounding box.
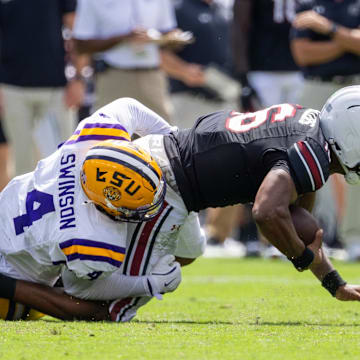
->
(1, 257, 360, 360)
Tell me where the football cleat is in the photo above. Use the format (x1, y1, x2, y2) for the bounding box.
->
(81, 139, 166, 222)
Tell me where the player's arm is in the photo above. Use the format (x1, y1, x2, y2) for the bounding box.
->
(90, 97, 174, 137)
(0, 254, 182, 321)
(116, 97, 175, 136)
(252, 169, 360, 300)
(0, 274, 109, 321)
(252, 167, 324, 271)
(65, 97, 173, 148)
(294, 192, 316, 212)
(61, 255, 181, 301)
(252, 168, 310, 260)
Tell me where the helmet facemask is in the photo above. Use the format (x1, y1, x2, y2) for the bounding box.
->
(102, 179, 166, 222)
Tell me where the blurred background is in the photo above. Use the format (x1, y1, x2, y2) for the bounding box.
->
(1, 0, 360, 262)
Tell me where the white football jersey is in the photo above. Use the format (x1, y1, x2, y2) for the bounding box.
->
(0, 98, 174, 285)
(59, 134, 205, 302)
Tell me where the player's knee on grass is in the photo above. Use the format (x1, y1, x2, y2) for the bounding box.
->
(0, 298, 44, 321)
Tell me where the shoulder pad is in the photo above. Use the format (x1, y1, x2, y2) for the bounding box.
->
(287, 138, 330, 194)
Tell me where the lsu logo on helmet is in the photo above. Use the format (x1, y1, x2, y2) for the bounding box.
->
(103, 186, 121, 201)
(81, 139, 166, 222)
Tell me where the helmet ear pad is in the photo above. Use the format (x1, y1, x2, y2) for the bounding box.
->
(81, 140, 166, 222)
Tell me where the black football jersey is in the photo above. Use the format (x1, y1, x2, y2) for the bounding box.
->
(164, 104, 331, 212)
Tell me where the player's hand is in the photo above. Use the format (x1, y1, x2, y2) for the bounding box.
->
(148, 255, 181, 300)
(335, 284, 360, 301)
(307, 229, 324, 266)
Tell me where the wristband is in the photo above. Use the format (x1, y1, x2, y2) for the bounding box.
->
(289, 247, 314, 272)
(321, 270, 347, 297)
(327, 23, 338, 38)
(0, 273, 17, 299)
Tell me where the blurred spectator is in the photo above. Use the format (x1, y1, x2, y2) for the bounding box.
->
(72, 0, 190, 122)
(0, 0, 78, 176)
(0, 113, 9, 190)
(232, 0, 302, 111)
(0, 52, 10, 190)
(290, 0, 360, 260)
(163, 0, 238, 128)
(162, 0, 244, 257)
(231, 0, 302, 257)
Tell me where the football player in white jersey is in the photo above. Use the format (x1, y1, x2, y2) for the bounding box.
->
(0, 97, 205, 321)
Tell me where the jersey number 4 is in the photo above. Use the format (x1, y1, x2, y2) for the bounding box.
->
(13, 190, 55, 235)
(225, 104, 297, 133)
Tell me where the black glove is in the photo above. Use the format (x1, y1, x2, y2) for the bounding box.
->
(0, 273, 17, 299)
(237, 73, 262, 112)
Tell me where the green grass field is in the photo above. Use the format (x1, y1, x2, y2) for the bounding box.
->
(1, 257, 360, 360)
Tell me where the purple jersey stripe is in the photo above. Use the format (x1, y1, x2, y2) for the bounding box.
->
(66, 253, 122, 267)
(65, 135, 130, 145)
(60, 238, 126, 254)
(83, 123, 128, 132)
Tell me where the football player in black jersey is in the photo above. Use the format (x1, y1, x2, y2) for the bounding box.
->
(162, 86, 360, 302)
(2, 86, 360, 321)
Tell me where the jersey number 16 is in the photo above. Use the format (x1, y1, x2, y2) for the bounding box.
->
(225, 104, 298, 133)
